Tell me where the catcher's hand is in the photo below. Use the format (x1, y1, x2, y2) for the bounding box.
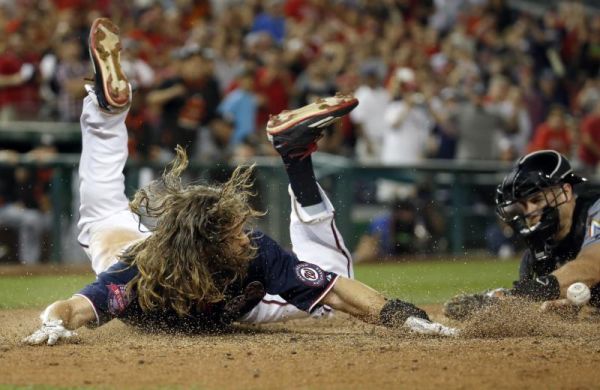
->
(443, 288, 509, 321)
(540, 299, 581, 319)
(23, 319, 76, 346)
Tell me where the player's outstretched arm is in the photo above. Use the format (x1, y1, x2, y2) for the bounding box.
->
(322, 276, 386, 322)
(551, 243, 600, 297)
(322, 277, 458, 336)
(23, 296, 97, 346)
(507, 243, 600, 302)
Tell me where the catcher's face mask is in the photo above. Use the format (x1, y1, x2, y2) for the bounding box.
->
(495, 150, 585, 261)
(497, 185, 567, 261)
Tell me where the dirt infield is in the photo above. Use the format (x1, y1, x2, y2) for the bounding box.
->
(2, 306, 600, 389)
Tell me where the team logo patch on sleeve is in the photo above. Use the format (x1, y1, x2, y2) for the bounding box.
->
(107, 283, 131, 316)
(590, 219, 600, 238)
(294, 263, 325, 287)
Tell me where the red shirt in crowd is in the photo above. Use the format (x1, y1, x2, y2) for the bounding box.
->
(527, 123, 572, 155)
(254, 67, 291, 127)
(0, 51, 23, 108)
(578, 114, 600, 166)
(0, 51, 39, 113)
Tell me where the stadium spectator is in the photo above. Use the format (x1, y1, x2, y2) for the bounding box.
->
(124, 88, 161, 162)
(0, 0, 595, 153)
(354, 199, 421, 263)
(485, 77, 532, 161)
(0, 30, 38, 121)
(455, 84, 506, 161)
(354, 196, 445, 263)
(217, 70, 258, 150)
(254, 48, 292, 129)
(574, 77, 600, 117)
(485, 219, 517, 260)
(120, 39, 155, 91)
(213, 43, 246, 94)
(428, 87, 459, 159)
(350, 66, 390, 163)
(0, 146, 55, 264)
(251, 0, 286, 44)
(382, 68, 434, 165)
(517, 64, 547, 132)
(536, 71, 569, 124)
(527, 105, 572, 156)
(146, 46, 221, 156)
(578, 101, 600, 174)
(53, 35, 88, 122)
(293, 57, 337, 108)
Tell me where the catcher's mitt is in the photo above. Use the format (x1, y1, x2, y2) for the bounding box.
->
(443, 288, 509, 321)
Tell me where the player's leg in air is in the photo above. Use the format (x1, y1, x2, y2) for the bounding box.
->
(239, 97, 457, 336)
(240, 96, 359, 324)
(77, 18, 150, 275)
(242, 94, 390, 323)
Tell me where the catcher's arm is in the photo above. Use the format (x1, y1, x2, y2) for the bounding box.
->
(509, 244, 600, 301)
(551, 243, 600, 297)
(23, 296, 97, 346)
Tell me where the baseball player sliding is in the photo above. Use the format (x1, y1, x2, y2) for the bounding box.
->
(24, 18, 456, 345)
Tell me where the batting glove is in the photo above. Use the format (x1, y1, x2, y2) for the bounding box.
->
(403, 316, 459, 337)
(23, 319, 76, 346)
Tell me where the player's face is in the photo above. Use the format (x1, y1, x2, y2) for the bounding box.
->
(518, 186, 567, 228)
(520, 192, 548, 227)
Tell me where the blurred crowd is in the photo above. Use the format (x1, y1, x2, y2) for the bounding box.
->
(0, 0, 599, 263)
(0, 0, 598, 167)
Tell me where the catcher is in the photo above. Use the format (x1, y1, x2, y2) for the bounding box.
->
(24, 18, 456, 345)
(444, 150, 600, 320)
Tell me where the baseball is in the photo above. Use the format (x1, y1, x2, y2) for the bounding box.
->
(566, 282, 591, 306)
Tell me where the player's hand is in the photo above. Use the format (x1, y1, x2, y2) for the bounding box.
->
(23, 319, 76, 346)
(403, 316, 459, 337)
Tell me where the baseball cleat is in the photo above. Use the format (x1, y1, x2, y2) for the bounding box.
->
(266, 93, 358, 159)
(88, 18, 130, 112)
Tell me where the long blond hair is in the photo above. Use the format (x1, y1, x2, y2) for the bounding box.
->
(121, 146, 261, 316)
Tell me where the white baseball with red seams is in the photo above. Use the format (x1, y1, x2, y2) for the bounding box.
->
(566, 282, 591, 306)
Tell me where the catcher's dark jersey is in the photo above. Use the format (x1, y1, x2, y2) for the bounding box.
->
(519, 192, 600, 305)
(75, 232, 339, 331)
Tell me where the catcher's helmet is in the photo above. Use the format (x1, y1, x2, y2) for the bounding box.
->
(495, 150, 586, 260)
